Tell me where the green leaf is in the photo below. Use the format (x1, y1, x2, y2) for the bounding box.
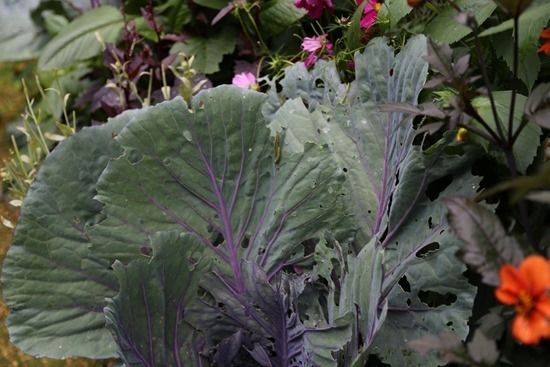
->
(386, 0, 412, 27)
(163, 0, 192, 30)
(302, 313, 354, 367)
(370, 149, 479, 366)
(0, 0, 48, 61)
(171, 29, 237, 74)
(105, 232, 210, 366)
(1, 109, 142, 359)
(193, 0, 229, 10)
(424, 0, 497, 44)
(259, 0, 305, 35)
(479, 2, 550, 38)
(263, 60, 346, 120)
(43, 11, 69, 36)
(472, 91, 541, 173)
(446, 198, 524, 286)
(484, 3, 550, 89)
(525, 83, 550, 128)
(350, 242, 387, 347)
(94, 87, 348, 277)
(269, 35, 478, 364)
(345, 1, 367, 50)
(38, 5, 124, 70)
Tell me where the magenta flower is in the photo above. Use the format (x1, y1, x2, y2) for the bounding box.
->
(232, 72, 257, 90)
(357, 0, 381, 29)
(294, 0, 333, 19)
(301, 35, 333, 68)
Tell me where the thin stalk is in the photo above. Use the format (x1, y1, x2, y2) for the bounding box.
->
(511, 118, 529, 144)
(463, 99, 503, 144)
(472, 28, 506, 141)
(508, 15, 520, 143)
(446, 0, 504, 142)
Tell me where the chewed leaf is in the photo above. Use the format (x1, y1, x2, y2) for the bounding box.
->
(269, 36, 480, 365)
(105, 232, 210, 367)
(95, 86, 349, 290)
(2, 109, 143, 358)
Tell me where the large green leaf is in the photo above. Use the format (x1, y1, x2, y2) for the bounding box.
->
(105, 232, 210, 366)
(424, 0, 497, 44)
(269, 36, 479, 365)
(272, 36, 429, 242)
(171, 29, 237, 74)
(38, 5, 124, 70)
(370, 145, 479, 367)
(0, 0, 47, 61)
(3, 85, 349, 362)
(259, 0, 305, 35)
(1, 109, 142, 358)
(94, 86, 348, 281)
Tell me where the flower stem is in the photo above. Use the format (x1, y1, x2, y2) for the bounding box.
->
(508, 15, 520, 144)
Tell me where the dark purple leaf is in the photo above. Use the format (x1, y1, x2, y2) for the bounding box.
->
(446, 197, 524, 286)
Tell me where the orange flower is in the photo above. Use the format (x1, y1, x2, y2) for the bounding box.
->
(539, 28, 550, 55)
(495, 255, 550, 345)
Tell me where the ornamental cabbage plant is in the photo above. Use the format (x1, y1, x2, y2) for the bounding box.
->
(2, 36, 481, 366)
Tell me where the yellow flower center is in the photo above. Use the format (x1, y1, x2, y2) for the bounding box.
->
(375, 3, 382, 12)
(516, 290, 534, 315)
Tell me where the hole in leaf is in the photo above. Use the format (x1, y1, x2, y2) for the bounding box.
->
(212, 232, 224, 247)
(398, 276, 411, 293)
(241, 237, 250, 249)
(426, 174, 453, 201)
(406, 298, 411, 306)
(415, 242, 440, 258)
(428, 216, 433, 229)
(379, 226, 389, 243)
(342, 167, 348, 173)
(366, 354, 391, 366)
(315, 78, 325, 88)
(418, 290, 457, 307)
(389, 68, 394, 76)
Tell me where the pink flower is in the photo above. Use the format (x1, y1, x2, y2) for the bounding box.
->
(301, 34, 333, 68)
(304, 53, 319, 68)
(294, 0, 333, 19)
(232, 72, 257, 90)
(302, 37, 323, 53)
(357, 0, 381, 29)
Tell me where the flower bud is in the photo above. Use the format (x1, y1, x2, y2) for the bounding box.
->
(456, 127, 468, 142)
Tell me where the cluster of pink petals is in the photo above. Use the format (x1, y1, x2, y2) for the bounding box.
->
(357, 0, 381, 29)
(301, 35, 333, 68)
(294, 0, 333, 19)
(232, 72, 257, 89)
